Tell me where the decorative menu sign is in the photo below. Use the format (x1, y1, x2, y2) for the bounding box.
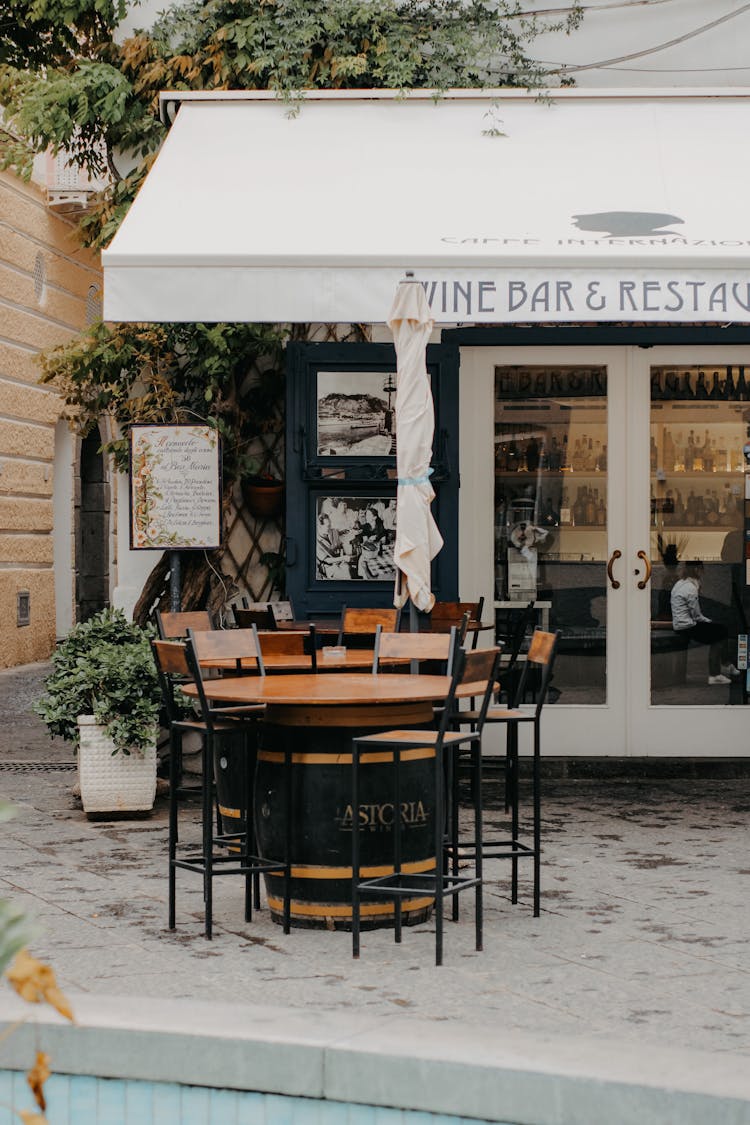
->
(130, 425, 221, 550)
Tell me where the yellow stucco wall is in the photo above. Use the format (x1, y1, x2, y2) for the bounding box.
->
(0, 168, 101, 668)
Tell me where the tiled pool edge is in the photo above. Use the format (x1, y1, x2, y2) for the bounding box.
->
(1, 994, 749, 1125)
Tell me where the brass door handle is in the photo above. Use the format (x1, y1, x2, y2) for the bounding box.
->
(636, 550, 652, 590)
(606, 549, 622, 590)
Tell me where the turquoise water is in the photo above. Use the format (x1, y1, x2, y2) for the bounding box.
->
(0, 1071, 503, 1125)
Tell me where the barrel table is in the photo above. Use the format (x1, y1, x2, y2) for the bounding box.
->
(183, 673, 463, 930)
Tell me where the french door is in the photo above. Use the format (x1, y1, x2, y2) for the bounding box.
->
(459, 345, 749, 758)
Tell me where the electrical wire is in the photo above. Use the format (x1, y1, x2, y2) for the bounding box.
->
(203, 548, 231, 629)
(534, 2, 750, 74)
(520, 0, 675, 14)
(601, 64, 750, 72)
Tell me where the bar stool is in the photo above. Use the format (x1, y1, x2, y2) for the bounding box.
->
(152, 630, 290, 938)
(185, 627, 292, 936)
(351, 647, 502, 966)
(449, 629, 560, 917)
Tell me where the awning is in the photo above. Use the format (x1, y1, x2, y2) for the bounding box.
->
(103, 88, 750, 325)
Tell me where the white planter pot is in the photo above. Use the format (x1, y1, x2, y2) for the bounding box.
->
(77, 715, 157, 814)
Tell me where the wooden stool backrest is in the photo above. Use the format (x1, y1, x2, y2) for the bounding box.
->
(156, 609, 213, 640)
(151, 639, 193, 726)
(256, 631, 308, 655)
(188, 626, 264, 666)
(430, 598, 483, 628)
(374, 626, 458, 673)
(234, 606, 274, 630)
(512, 629, 560, 716)
(527, 629, 556, 666)
(438, 645, 502, 738)
(340, 607, 400, 636)
(257, 627, 317, 671)
(152, 639, 191, 677)
(269, 600, 295, 624)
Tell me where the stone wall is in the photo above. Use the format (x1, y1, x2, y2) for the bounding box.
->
(0, 168, 101, 667)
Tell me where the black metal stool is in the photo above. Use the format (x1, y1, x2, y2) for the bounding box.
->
(152, 630, 291, 938)
(449, 629, 560, 917)
(351, 646, 501, 966)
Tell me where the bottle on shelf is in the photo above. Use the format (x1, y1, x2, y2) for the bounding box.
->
(560, 486, 571, 524)
(663, 488, 675, 526)
(674, 430, 685, 471)
(737, 366, 748, 401)
(681, 371, 695, 400)
(674, 488, 684, 524)
(684, 431, 695, 472)
(525, 435, 540, 472)
(723, 367, 735, 400)
(695, 370, 709, 399)
(549, 434, 560, 471)
(650, 435, 658, 471)
(495, 441, 507, 472)
(573, 487, 585, 526)
(663, 370, 679, 399)
(506, 439, 518, 472)
(585, 488, 596, 526)
(702, 431, 713, 473)
(714, 437, 726, 472)
(709, 371, 722, 400)
(650, 370, 663, 400)
(542, 498, 558, 527)
(663, 429, 675, 472)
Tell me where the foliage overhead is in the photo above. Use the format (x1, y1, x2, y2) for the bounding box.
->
(2, 0, 583, 248)
(2, 0, 583, 582)
(40, 320, 287, 477)
(0, 0, 126, 69)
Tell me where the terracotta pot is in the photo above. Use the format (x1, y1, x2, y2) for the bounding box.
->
(242, 478, 284, 518)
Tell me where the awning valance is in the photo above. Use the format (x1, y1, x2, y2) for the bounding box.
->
(103, 88, 750, 324)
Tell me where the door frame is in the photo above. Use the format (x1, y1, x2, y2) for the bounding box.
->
(628, 344, 750, 757)
(457, 338, 750, 759)
(459, 344, 629, 758)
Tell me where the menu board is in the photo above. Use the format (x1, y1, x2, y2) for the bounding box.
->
(129, 425, 221, 550)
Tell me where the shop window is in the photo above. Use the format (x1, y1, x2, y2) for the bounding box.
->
(285, 342, 459, 620)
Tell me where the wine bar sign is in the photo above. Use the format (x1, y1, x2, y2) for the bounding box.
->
(129, 424, 222, 550)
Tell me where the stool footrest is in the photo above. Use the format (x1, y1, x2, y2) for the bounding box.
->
(172, 854, 287, 876)
(356, 872, 481, 898)
(447, 838, 536, 859)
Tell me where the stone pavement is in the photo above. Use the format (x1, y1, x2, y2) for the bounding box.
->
(1, 662, 749, 1065)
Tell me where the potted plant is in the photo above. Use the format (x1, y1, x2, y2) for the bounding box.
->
(241, 471, 284, 518)
(34, 609, 161, 815)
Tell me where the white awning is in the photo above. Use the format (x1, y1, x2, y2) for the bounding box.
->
(103, 88, 750, 325)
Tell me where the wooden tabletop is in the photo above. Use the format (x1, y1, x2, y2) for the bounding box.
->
(183, 672, 487, 706)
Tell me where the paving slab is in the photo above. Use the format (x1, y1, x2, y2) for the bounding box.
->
(1, 660, 749, 1119)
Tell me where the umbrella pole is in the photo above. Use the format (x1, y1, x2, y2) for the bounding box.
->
(408, 598, 419, 673)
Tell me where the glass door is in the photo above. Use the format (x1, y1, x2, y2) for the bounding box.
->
(481, 348, 629, 756)
(629, 346, 750, 756)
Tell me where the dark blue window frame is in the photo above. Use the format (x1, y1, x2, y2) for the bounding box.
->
(284, 341, 460, 620)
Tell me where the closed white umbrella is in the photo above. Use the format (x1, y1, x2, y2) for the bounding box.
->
(388, 276, 443, 614)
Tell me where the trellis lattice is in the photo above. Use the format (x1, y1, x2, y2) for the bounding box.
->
(223, 422, 285, 604)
